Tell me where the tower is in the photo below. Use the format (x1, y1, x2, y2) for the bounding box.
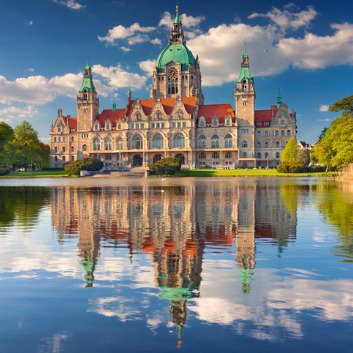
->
(235, 45, 256, 125)
(77, 64, 99, 131)
(150, 6, 204, 103)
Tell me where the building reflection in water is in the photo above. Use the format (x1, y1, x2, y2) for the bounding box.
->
(51, 181, 297, 345)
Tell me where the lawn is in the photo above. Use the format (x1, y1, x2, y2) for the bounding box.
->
(1, 170, 67, 178)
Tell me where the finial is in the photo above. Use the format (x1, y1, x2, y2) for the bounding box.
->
(173, 4, 181, 24)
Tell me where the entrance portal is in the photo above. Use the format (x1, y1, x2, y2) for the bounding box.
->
(175, 153, 185, 165)
(133, 154, 143, 167)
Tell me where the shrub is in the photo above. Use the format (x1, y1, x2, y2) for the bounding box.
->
(64, 158, 103, 176)
(277, 161, 305, 173)
(0, 167, 10, 176)
(149, 157, 181, 175)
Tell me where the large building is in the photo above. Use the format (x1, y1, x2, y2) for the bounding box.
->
(50, 7, 297, 169)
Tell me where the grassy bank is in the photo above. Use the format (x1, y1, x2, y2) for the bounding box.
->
(174, 169, 338, 177)
(0, 170, 67, 178)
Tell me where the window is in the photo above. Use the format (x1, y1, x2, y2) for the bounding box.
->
(257, 130, 261, 136)
(54, 146, 58, 153)
(94, 123, 100, 131)
(257, 152, 261, 158)
(257, 141, 261, 148)
(225, 151, 232, 159)
(71, 146, 74, 152)
(54, 137, 57, 142)
(173, 133, 184, 148)
(71, 156, 74, 161)
(287, 130, 291, 136)
(275, 141, 280, 148)
(62, 156, 66, 162)
(58, 137, 61, 142)
(198, 117, 206, 127)
(281, 119, 285, 125)
(93, 138, 101, 150)
(62, 146, 66, 152)
(198, 135, 206, 148)
(132, 134, 143, 149)
(105, 121, 111, 130)
(212, 152, 219, 159)
(156, 111, 162, 120)
(241, 128, 249, 134)
(276, 152, 280, 158)
(71, 136, 74, 142)
(265, 130, 269, 137)
(275, 130, 279, 136)
(264, 141, 269, 148)
(135, 112, 141, 121)
(82, 144, 87, 151)
(242, 152, 247, 158)
(118, 123, 121, 130)
(225, 116, 231, 126)
(212, 117, 218, 127)
(211, 135, 219, 148)
(241, 140, 248, 148)
(116, 138, 123, 150)
(105, 137, 112, 150)
(281, 130, 285, 136)
(265, 152, 269, 158)
(54, 156, 58, 162)
(152, 134, 163, 149)
(177, 109, 183, 119)
(199, 152, 206, 159)
(224, 134, 232, 148)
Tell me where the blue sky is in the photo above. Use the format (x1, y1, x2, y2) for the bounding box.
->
(0, 0, 352, 143)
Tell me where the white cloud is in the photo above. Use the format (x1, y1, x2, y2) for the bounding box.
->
(28, 68, 35, 73)
(249, 5, 317, 31)
(27, 20, 34, 26)
(159, 11, 205, 29)
(54, 0, 85, 10)
(319, 105, 330, 112)
(316, 118, 331, 122)
(277, 23, 353, 69)
(151, 38, 161, 45)
(0, 105, 39, 122)
(120, 46, 131, 52)
(98, 23, 156, 45)
(138, 60, 155, 74)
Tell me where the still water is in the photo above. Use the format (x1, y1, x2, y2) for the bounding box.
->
(0, 177, 353, 353)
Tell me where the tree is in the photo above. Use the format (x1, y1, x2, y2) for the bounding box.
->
(0, 122, 14, 163)
(329, 95, 353, 113)
(280, 137, 298, 162)
(297, 148, 311, 167)
(149, 157, 181, 175)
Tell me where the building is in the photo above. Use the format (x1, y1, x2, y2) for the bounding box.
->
(50, 6, 297, 169)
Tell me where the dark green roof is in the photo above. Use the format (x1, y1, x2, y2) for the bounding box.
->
(156, 44, 196, 72)
(80, 77, 94, 92)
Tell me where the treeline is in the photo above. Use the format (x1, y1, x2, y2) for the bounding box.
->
(311, 95, 353, 171)
(0, 121, 50, 171)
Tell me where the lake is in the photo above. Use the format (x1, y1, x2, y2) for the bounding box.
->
(0, 177, 352, 353)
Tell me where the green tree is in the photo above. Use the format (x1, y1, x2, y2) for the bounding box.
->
(0, 122, 14, 164)
(329, 95, 353, 113)
(149, 157, 181, 175)
(280, 137, 298, 162)
(297, 148, 311, 167)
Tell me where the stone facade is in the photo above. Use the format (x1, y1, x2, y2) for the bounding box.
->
(50, 7, 296, 169)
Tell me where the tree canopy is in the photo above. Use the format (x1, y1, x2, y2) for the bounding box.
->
(329, 95, 353, 113)
(280, 137, 298, 162)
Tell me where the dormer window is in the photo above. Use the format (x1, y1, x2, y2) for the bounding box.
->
(156, 111, 162, 120)
(105, 121, 111, 130)
(225, 116, 231, 126)
(198, 117, 206, 127)
(177, 109, 183, 119)
(94, 122, 100, 131)
(212, 117, 219, 127)
(136, 112, 141, 121)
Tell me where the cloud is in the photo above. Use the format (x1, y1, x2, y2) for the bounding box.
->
(319, 105, 330, 112)
(249, 5, 317, 31)
(0, 105, 39, 122)
(98, 23, 156, 45)
(316, 118, 331, 122)
(138, 60, 155, 74)
(54, 0, 85, 10)
(159, 11, 205, 29)
(277, 23, 353, 69)
(27, 20, 34, 26)
(151, 38, 161, 45)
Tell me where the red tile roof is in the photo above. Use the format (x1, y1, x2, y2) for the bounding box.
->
(198, 104, 235, 124)
(63, 116, 77, 131)
(98, 109, 125, 126)
(255, 109, 275, 123)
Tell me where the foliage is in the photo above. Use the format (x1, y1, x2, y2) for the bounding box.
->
(277, 161, 304, 173)
(0, 167, 10, 176)
(297, 149, 311, 167)
(280, 137, 298, 162)
(312, 113, 353, 170)
(64, 158, 103, 176)
(0, 122, 14, 159)
(149, 157, 181, 175)
(329, 95, 353, 113)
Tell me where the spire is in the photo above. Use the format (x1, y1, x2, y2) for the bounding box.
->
(236, 43, 253, 83)
(277, 89, 282, 107)
(173, 5, 181, 24)
(79, 63, 96, 92)
(128, 86, 132, 102)
(169, 5, 185, 44)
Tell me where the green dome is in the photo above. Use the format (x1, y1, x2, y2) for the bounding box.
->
(156, 44, 196, 72)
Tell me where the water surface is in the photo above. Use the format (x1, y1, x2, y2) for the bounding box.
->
(1, 177, 352, 353)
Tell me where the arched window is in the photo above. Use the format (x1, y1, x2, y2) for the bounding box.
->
(173, 133, 184, 148)
(264, 141, 269, 148)
(177, 109, 183, 119)
(156, 110, 162, 120)
(225, 116, 231, 126)
(211, 135, 219, 148)
(116, 137, 123, 150)
(265, 152, 269, 158)
(105, 137, 112, 150)
(281, 130, 285, 136)
(242, 152, 247, 158)
(198, 135, 206, 148)
(198, 117, 206, 127)
(175, 153, 185, 164)
(105, 121, 111, 130)
(152, 134, 163, 149)
(212, 117, 218, 127)
(257, 152, 261, 158)
(54, 146, 58, 153)
(287, 130, 291, 136)
(132, 134, 143, 149)
(93, 138, 100, 151)
(275, 130, 279, 136)
(225, 151, 232, 159)
(212, 152, 219, 159)
(82, 144, 87, 151)
(257, 130, 261, 136)
(54, 137, 57, 142)
(265, 130, 269, 137)
(224, 134, 232, 148)
(62, 146, 66, 152)
(94, 122, 100, 131)
(241, 140, 248, 148)
(62, 156, 66, 162)
(199, 152, 206, 159)
(275, 141, 280, 148)
(71, 146, 74, 153)
(135, 112, 141, 121)
(281, 119, 285, 125)
(257, 141, 261, 148)
(276, 152, 280, 158)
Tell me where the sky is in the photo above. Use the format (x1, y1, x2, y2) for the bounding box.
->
(0, 0, 352, 144)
